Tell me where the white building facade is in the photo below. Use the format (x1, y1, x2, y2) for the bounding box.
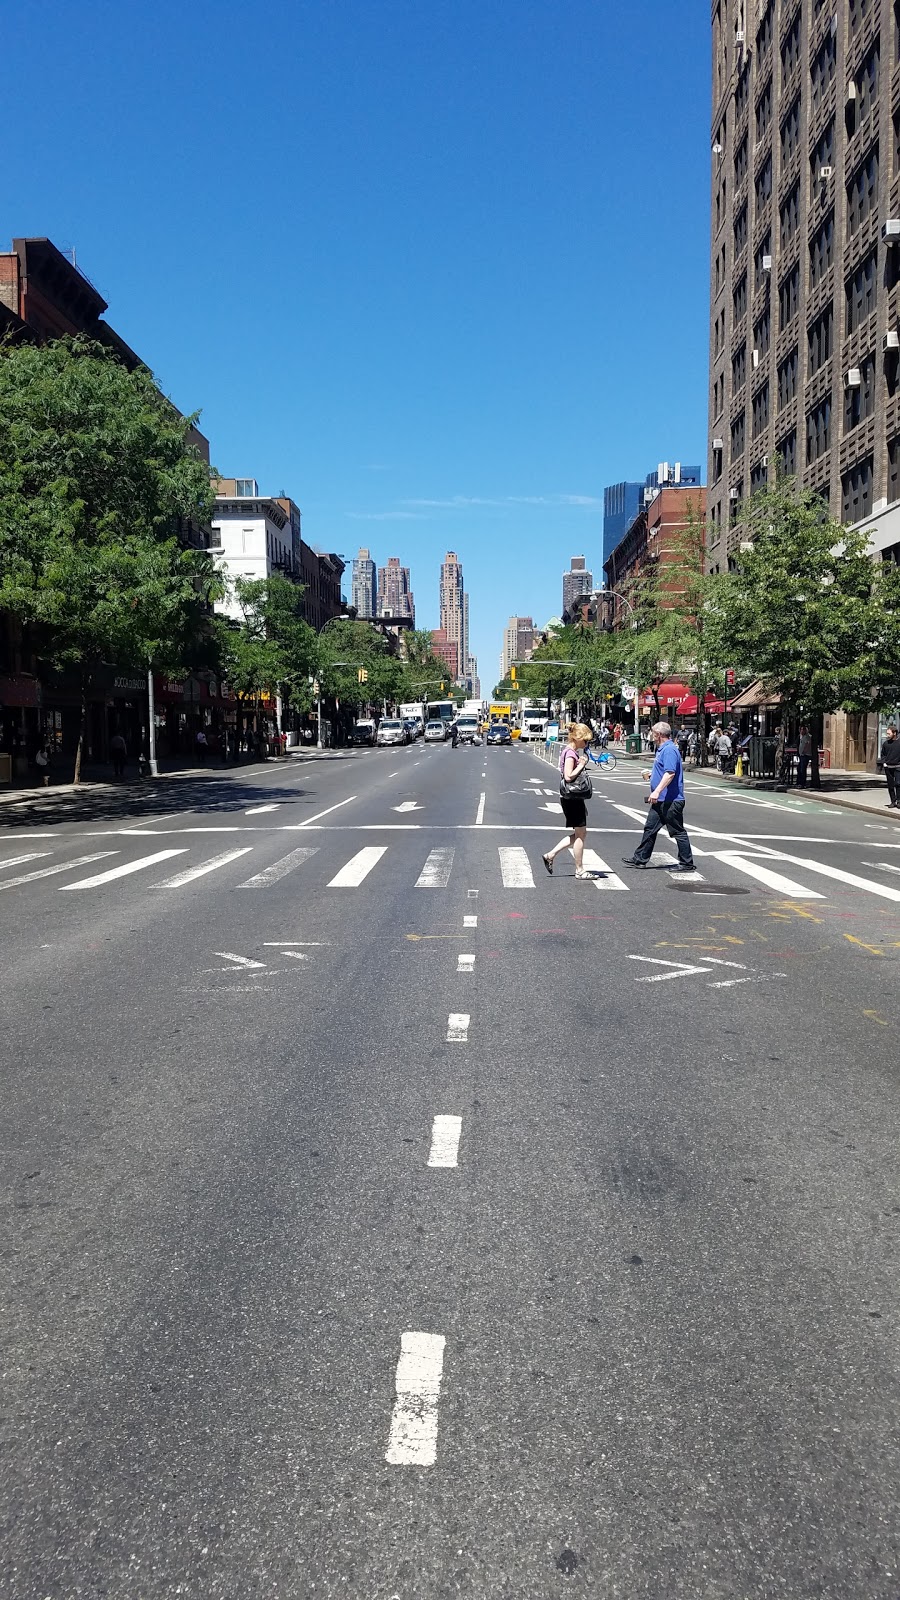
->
(211, 481, 294, 622)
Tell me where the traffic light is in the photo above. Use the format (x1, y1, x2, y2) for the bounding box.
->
(440, 682, 445, 692)
(357, 668, 369, 683)
(510, 666, 517, 683)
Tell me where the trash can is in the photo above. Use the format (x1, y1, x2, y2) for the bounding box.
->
(748, 735, 777, 778)
(625, 734, 642, 754)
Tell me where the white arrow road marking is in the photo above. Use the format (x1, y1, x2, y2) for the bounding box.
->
(245, 803, 281, 814)
(281, 951, 309, 962)
(427, 1115, 462, 1168)
(385, 1332, 446, 1467)
(213, 952, 267, 970)
(447, 1013, 470, 1040)
(628, 956, 720, 982)
(393, 801, 423, 813)
(540, 802, 562, 813)
(0, 852, 117, 890)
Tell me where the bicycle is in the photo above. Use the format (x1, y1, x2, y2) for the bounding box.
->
(587, 748, 617, 771)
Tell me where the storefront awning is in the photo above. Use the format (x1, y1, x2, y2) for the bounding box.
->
(728, 678, 781, 710)
(674, 695, 727, 716)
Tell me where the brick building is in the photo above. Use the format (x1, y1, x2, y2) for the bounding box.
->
(603, 484, 708, 620)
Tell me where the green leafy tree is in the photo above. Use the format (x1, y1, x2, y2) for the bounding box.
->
(713, 475, 900, 783)
(317, 618, 406, 717)
(215, 574, 318, 738)
(0, 336, 217, 780)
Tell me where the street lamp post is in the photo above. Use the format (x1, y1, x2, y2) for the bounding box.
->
(147, 664, 159, 778)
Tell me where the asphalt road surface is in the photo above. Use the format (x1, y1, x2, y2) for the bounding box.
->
(1, 741, 898, 1598)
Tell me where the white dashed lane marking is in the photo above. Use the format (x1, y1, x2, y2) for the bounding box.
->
(385, 1332, 446, 1467)
(457, 954, 475, 973)
(427, 1116, 462, 1167)
(446, 1013, 470, 1041)
(463, 914, 477, 928)
(475, 793, 486, 825)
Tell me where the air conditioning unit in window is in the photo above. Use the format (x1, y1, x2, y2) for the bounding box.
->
(730, 487, 741, 500)
(752, 348, 760, 368)
(818, 165, 833, 181)
(735, 29, 745, 45)
(883, 330, 900, 352)
(761, 455, 769, 468)
(883, 219, 900, 242)
(762, 254, 772, 272)
(712, 437, 725, 451)
(844, 367, 862, 389)
(846, 79, 857, 102)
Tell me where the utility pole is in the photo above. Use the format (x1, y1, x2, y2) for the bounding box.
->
(147, 665, 159, 778)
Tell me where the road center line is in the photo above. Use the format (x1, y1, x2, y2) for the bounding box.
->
(293, 795, 357, 828)
(475, 792, 486, 825)
(447, 1012, 470, 1041)
(463, 914, 477, 927)
(385, 1332, 446, 1467)
(457, 953, 475, 973)
(427, 1115, 462, 1167)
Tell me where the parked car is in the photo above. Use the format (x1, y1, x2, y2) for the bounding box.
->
(351, 719, 377, 746)
(376, 719, 408, 747)
(487, 722, 512, 746)
(425, 720, 448, 742)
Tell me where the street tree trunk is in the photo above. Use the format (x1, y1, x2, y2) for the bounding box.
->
(73, 667, 89, 785)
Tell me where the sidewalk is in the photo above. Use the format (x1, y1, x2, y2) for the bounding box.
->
(0, 747, 352, 805)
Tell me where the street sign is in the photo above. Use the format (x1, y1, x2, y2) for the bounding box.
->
(725, 668, 736, 688)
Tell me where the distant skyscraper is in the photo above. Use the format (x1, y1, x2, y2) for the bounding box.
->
(603, 482, 643, 568)
(466, 655, 481, 698)
(562, 556, 592, 616)
(439, 551, 467, 682)
(431, 627, 459, 681)
(377, 556, 414, 624)
(351, 547, 377, 618)
(500, 616, 535, 680)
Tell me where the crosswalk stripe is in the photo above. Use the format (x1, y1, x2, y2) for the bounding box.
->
(59, 849, 187, 891)
(152, 848, 254, 888)
(415, 847, 454, 887)
(581, 848, 629, 890)
(328, 845, 387, 887)
(0, 852, 51, 871)
(0, 852, 117, 891)
(761, 851, 900, 903)
(714, 851, 825, 898)
(498, 846, 534, 888)
(237, 847, 319, 887)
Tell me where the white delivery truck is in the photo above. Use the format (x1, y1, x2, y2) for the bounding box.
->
(519, 700, 548, 742)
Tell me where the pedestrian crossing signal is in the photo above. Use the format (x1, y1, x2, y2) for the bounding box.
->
(358, 668, 369, 683)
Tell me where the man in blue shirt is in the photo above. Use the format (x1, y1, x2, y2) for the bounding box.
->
(622, 720, 695, 872)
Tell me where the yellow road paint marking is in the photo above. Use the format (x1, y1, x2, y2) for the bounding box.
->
(844, 934, 885, 955)
(863, 1009, 889, 1026)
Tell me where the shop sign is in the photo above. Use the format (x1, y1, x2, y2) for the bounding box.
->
(0, 674, 40, 708)
(111, 674, 146, 696)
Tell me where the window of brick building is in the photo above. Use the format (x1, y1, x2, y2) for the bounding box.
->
(754, 231, 772, 290)
(888, 436, 900, 503)
(780, 182, 800, 249)
(736, 61, 751, 118)
(756, 78, 773, 142)
(734, 134, 748, 187)
(779, 264, 800, 327)
(809, 213, 834, 286)
(841, 456, 874, 521)
(781, 9, 801, 78)
(846, 146, 879, 235)
(734, 272, 748, 320)
(781, 97, 801, 163)
(754, 307, 771, 357)
(844, 353, 876, 431)
(895, 0, 900, 59)
(732, 411, 746, 456)
(777, 348, 799, 407)
(808, 304, 834, 371)
(849, 0, 872, 34)
(856, 43, 880, 125)
(750, 461, 768, 491)
(755, 155, 773, 208)
(778, 430, 797, 475)
(846, 251, 877, 334)
(810, 120, 835, 186)
(811, 33, 837, 105)
(806, 398, 831, 462)
(734, 203, 748, 253)
(732, 343, 747, 390)
(752, 384, 770, 437)
(756, 2, 774, 56)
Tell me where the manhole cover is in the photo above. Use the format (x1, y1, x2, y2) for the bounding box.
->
(668, 882, 750, 895)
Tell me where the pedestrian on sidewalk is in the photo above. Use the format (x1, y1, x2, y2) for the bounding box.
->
(622, 720, 695, 873)
(110, 731, 127, 780)
(34, 741, 51, 787)
(195, 727, 209, 765)
(542, 722, 594, 879)
(878, 724, 900, 807)
(797, 724, 812, 788)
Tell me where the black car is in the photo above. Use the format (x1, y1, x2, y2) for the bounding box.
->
(487, 722, 512, 745)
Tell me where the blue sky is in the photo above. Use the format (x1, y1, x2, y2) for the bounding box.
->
(8, 0, 710, 686)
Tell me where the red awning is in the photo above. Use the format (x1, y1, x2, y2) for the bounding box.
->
(674, 695, 727, 716)
(639, 680, 691, 709)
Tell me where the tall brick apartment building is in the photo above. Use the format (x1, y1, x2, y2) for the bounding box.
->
(707, 0, 900, 569)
